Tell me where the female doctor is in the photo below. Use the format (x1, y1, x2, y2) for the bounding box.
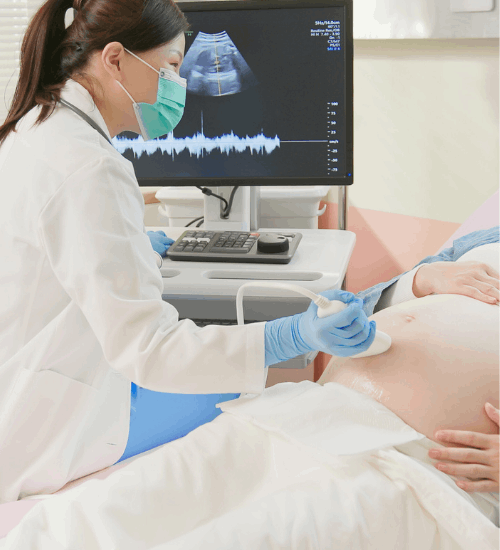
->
(0, 0, 375, 503)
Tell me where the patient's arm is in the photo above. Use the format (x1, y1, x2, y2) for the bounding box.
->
(412, 261, 499, 305)
(318, 294, 499, 443)
(369, 243, 499, 316)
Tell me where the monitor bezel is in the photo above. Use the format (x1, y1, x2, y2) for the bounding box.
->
(136, 0, 353, 187)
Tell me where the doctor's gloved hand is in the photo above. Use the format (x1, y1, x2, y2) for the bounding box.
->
(147, 231, 175, 257)
(264, 289, 376, 367)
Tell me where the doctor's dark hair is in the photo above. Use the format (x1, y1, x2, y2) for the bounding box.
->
(0, 0, 189, 144)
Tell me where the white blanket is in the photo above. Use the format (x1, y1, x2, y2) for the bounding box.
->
(1, 382, 498, 549)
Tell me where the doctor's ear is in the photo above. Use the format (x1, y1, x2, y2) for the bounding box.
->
(100, 42, 127, 80)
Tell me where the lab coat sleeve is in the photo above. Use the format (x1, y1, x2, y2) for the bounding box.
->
(37, 155, 266, 395)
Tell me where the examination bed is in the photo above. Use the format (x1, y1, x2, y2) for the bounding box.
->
(0, 194, 498, 548)
(0, 380, 498, 549)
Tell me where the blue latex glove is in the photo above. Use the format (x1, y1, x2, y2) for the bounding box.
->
(264, 289, 376, 367)
(147, 230, 175, 257)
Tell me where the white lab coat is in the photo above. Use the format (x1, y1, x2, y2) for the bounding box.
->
(0, 79, 266, 503)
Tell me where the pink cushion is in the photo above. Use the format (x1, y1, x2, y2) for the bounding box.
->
(438, 191, 499, 253)
(0, 500, 39, 539)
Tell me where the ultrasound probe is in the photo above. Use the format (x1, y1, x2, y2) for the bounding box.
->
(236, 282, 392, 359)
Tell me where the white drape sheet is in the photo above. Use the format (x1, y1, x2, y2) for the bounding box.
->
(0, 382, 498, 549)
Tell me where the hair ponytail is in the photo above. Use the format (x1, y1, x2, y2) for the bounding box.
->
(0, 0, 189, 145)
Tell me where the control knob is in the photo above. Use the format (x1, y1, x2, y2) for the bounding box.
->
(257, 234, 290, 254)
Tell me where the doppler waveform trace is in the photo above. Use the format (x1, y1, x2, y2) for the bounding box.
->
(113, 117, 281, 160)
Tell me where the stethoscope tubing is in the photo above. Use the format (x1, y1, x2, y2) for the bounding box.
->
(58, 98, 112, 145)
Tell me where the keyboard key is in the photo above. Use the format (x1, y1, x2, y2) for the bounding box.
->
(194, 247, 205, 252)
(217, 248, 250, 254)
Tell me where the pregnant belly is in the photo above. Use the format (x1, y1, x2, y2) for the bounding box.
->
(321, 295, 499, 442)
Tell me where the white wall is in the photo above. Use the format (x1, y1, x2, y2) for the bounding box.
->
(0, 0, 43, 124)
(327, 38, 499, 224)
(353, 0, 499, 39)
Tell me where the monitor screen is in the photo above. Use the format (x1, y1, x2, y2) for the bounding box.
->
(113, 0, 353, 186)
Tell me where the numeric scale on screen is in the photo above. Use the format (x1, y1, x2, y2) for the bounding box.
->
(327, 101, 339, 174)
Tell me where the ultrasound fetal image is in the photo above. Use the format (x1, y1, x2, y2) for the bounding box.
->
(180, 31, 258, 97)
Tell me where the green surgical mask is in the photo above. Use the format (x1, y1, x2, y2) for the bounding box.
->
(117, 48, 187, 141)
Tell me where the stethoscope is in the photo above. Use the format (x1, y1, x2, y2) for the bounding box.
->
(59, 99, 163, 267)
(57, 98, 167, 268)
(58, 98, 112, 145)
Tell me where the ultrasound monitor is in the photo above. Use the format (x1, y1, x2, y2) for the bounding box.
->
(112, 0, 353, 189)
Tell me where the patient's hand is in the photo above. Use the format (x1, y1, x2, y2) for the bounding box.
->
(412, 261, 499, 305)
(428, 403, 499, 493)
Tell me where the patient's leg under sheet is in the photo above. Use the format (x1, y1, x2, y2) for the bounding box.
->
(394, 437, 499, 527)
(1, 382, 497, 550)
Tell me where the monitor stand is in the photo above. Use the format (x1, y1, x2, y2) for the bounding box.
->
(203, 186, 260, 232)
(202, 185, 348, 233)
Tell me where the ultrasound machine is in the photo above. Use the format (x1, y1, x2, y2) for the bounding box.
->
(112, 0, 353, 266)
